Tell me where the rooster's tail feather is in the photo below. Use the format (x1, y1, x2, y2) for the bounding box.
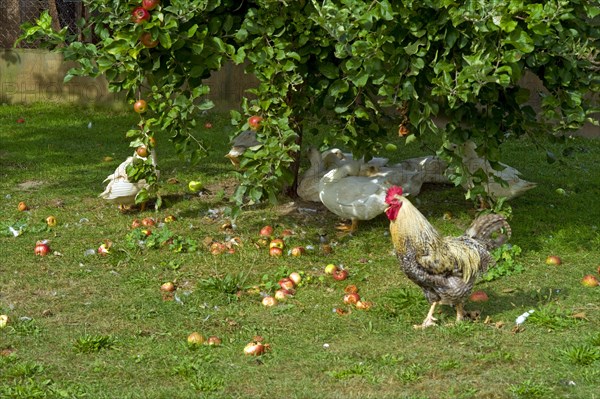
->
(465, 214, 511, 249)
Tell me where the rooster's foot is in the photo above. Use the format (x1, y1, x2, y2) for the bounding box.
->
(413, 316, 437, 329)
(335, 219, 358, 234)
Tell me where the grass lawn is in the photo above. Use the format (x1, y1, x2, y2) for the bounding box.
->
(1, 103, 599, 399)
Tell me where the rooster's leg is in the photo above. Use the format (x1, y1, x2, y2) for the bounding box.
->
(414, 302, 438, 329)
(455, 303, 465, 323)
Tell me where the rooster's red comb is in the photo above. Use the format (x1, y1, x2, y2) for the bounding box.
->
(385, 186, 403, 204)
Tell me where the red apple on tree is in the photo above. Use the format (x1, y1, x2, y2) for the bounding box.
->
(140, 32, 159, 48)
(134, 99, 148, 113)
(142, 0, 160, 11)
(131, 7, 151, 23)
(248, 115, 263, 130)
(136, 145, 149, 157)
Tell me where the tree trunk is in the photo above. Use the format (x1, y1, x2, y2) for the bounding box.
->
(48, 0, 61, 32)
(1, 0, 21, 47)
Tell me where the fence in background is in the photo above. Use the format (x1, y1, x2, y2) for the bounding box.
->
(0, 0, 85, 48)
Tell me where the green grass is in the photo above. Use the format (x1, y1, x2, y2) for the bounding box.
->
(1, 102, 599, 398)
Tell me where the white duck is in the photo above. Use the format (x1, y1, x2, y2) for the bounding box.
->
(99, 150, 158, 211)
(319, 160, 388, 233)
(297, 148, 347, 202)
(455, 140, 536, 201)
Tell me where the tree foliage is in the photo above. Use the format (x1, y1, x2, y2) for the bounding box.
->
(17, 0, 600, 211)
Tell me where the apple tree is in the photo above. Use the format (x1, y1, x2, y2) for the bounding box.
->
(231, 0, 599, 207)
(17, 0, 247, 206)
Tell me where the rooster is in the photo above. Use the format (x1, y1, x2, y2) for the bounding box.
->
(384, 186, 511, 329)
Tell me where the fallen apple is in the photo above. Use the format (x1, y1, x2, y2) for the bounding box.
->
(290, 246, 305, 257)
(269, 238, 284, 249)
(164, 215, 176, 223)
(343, 293, 360, 305)
(244, 341, 266, 356)
(160, 282, 176, 292)
(469, 290, 489, 302)
(398, 124, 409, 137)
(188, 180, 203, 192)
(34, 240, 51, 256)
(141, 217, 155, 227)
(259, 225, 273, 237)
(206, 336, 222, 346)
(385, 143, 397, 151)
(355, 300, 372, 310)
(332, 269, 349, 281)
(324, 264, 338, 274)
(46, 216, 57, 227)
(16, 118, 25, 124)
(269, 247, 283, 257)
(204, 122, 213, 129)
(97, 244, 110, 256)
(274, 288, 293, 301)
(261, 296, 277, 307)
(187, 332, 205, 347)
(281, 229, 294, 237)
(545, 255, 562, 266)
(344, 284, 359, 294)
(581, 274, 599, 287)
(0, 315, 8, 328)
(278, 278, 295, 291)
(597, 265, 600, 275)
(288, 272, 302, 286)
(131, 219, 142, 229)
(18, 201, 29, 211)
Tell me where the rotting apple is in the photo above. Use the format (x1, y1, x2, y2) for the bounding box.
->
(244, 341, 266, 356)
(332, 269, 349, 281)
(46, 216, 57, 227)
(344, 284, 358, 294)
(278, 278, 295, 291)
(259, 225, 273, 237)
(16, 118, 25, 124)
(290, 247, 305, 257)
(469, 290, 489, 302)
(261, 296, 277, 307)
(281, 229, 294, 237)
(269, 238, 284, 249)
(97, 244, 110, 256)
(18, 201, 29, 211)
(355, 300, 372, 310)
(204, 122, 213, 129)
(160, 282, 176, 292)
(206, 336, 222, 346)
(34, 240, 51, 256)
(131, 7, 150, 23)
(133, 99, 148, 113)
(131, 219, 142, 229)
(187, 332, 205, 347)
(269, 247, 283, 257)
(288, 272, 302, 286)
(142, 0, 160, 10)
(248, 115, 263, 130)
(581, 274, 599, 287)
(274, 288, 293, 301)
(141, 217, 155, 227)
(545, 255, 562, 266)
(343, 293, 360, 305)
(398, 124, 409, 137)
